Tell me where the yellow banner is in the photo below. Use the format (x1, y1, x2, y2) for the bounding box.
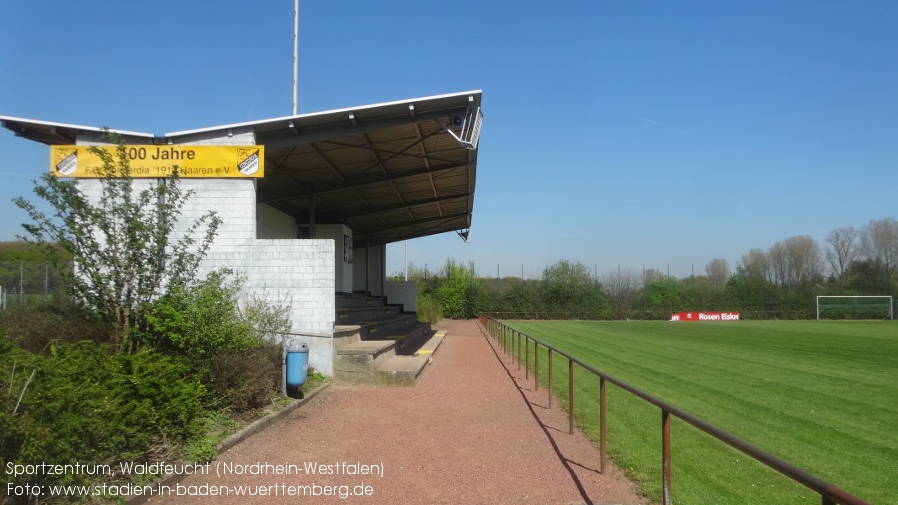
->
(50, 145, 264, 178)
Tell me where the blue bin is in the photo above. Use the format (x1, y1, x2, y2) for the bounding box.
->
(286, 343, 309, 388)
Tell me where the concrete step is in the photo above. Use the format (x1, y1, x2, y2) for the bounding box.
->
(333, 325, 361, 348)
(336, 304, 402, 324)
(333, 340, 397, 383)
(413, 330, 446, 356)
(374, 354, 432, 386)
(357, 314, 421, 339)
(384, 323, 433, 354)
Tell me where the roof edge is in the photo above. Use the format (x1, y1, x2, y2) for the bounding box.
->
(164, 89, 483, 137)
(0, 115, 155, 139)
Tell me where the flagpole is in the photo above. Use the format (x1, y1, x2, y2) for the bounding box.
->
(292, 0, 299, 115)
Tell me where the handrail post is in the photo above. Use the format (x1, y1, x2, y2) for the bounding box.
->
(511, 327, 515, 360)
(534, 342, 539, 391)
(568, 358, 574, 435)
(548, 349, 553, 409)
(600, 377, 607, 473)
(525, 336, 529, 380)
(662, 409, 672, 505)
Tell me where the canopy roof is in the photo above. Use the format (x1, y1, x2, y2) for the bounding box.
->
(1, 90, 482, 247)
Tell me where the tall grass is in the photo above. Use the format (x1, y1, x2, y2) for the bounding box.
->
(506, 320, 896, 504)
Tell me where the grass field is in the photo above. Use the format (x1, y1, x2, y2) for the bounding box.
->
(504, 320, 897, 505)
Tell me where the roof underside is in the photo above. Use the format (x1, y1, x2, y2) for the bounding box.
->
(1, 90, 482, 248)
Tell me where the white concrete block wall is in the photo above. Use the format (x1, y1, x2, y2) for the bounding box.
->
(256, 204, 297, 239)
(245, 239, 335, 375)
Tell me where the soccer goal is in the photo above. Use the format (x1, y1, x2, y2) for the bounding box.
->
(816, 296, 894, 320)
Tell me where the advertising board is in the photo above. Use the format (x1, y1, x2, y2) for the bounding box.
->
(51, 145, 264, 178)
(670, 312, 740, 322)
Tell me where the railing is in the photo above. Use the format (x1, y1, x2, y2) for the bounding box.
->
(479, 314, 871, 505)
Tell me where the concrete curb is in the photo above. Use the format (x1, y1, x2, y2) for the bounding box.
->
(128, 383, 330, 504)
(217, 383, 329, 454)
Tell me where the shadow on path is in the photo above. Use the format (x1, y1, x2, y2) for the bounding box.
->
(476, 321, 601, 505)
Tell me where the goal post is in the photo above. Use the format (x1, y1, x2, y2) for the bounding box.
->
(816, 296, 894, 320)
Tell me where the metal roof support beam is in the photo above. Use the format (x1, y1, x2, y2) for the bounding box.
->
(256, 160, 469, 203)
(356, 211, 471, 236)
(314, 192, 471, 221)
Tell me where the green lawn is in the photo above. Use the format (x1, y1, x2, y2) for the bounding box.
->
(504, 320, 897, 505)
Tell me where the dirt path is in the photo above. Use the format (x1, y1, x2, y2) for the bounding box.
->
(147, 319, 645, 504)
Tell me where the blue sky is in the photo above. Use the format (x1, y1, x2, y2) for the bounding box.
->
(1, 1, 896, 279)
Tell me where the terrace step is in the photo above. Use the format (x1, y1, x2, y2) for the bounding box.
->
(336, 304, 402, 324)
(333, 340, 397, 383)
(332, 292, 442, 386)
(374, 354, 431, 386)
(413, 330, 446, 356)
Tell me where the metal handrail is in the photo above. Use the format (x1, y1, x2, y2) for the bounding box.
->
(479, 314, 871, 505)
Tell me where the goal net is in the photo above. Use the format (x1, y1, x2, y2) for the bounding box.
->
(816, 296, 894, 320)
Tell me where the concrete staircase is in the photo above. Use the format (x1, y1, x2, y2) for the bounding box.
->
(333, 292, 444, 386)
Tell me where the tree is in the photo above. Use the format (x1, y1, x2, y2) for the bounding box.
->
(740, 248, 768, 280)
(641, 275, 693, 318)
(824, 226, 859, 286)
(434, 258, 481, 319)
(859, 217, 898, 294)
(724, 273, 783, 317)
(540, 260, 604, 318)
(13, 134, 221, 350)
(602, 267, 641, 319)
(783, 235, 822, 291)
(766, 236, 822, 292)
(705, 258, 729, 292)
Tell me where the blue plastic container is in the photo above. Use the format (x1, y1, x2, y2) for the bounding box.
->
(286, 343, 309, 387)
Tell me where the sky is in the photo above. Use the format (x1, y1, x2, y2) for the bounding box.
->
(1, 1, 896, 280)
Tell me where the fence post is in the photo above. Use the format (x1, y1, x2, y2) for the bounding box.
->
(534, 342, 539, 391)
(525, 336, 529, 380)
(600, 377, 607, 473)
(568, 358, 574, 435)
(662, 409, 672, 505)
(517, 331, 521, 371)
(548, 349, 553, 409)
(504, 325, 509, 355)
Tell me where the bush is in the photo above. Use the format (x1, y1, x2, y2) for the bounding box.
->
(138, 270, 289, 412)
(0, 335, 206, 497)
(416, 294, 443, 323)
(0, 296, 116, 353)
(206, 343, 282, 414)
(139, 270, 259, 360)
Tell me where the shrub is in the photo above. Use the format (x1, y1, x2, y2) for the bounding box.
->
(0, 335, 206, 497)
(138, 270, 290, 412)
(0, 295, 116, 353)
(416, 294, 443, 323)
(139, 270, 259, 363)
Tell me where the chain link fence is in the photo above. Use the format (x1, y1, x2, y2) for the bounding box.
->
(0, 260, 69, 309)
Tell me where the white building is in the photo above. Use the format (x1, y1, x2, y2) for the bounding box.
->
(1, 90, 483, 375)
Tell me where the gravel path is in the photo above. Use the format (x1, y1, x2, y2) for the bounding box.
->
(147, 319, 645, 504)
